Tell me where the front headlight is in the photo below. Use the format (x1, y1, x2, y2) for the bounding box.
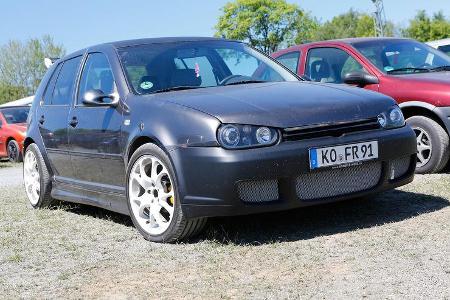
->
(217, 124, 279, 149)
(378, 106, 405, 129)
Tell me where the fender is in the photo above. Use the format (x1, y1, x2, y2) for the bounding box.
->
(399, 101, 450, 134)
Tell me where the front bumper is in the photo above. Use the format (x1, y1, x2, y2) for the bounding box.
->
(171, 126, 417, 218)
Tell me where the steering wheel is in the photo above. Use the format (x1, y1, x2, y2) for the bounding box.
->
(219, 74, 244, 86)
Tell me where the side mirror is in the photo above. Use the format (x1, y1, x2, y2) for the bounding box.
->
(82, 89, 118, 107)
(343, 72, 379, 87)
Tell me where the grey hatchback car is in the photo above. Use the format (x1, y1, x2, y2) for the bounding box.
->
(23, 37, 416, 242)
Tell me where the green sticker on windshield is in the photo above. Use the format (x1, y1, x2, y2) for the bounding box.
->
(384, 66, 394, 72)
(140, 81, 154, 90)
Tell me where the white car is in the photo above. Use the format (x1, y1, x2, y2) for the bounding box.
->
(427, 38, 450, 55)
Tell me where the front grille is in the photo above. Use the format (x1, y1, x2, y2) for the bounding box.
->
(296, 161, 382, 200)
(390, 156, 411, 180)
(283, 118, 380, 142)
(237, 180, 279, 203)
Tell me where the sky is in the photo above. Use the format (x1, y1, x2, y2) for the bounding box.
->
(0, 0, 449, 53)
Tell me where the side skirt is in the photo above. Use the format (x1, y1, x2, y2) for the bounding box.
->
(51, 176, 129, 215)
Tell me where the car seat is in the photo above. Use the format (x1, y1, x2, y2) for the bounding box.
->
(310, 60, 332, 83)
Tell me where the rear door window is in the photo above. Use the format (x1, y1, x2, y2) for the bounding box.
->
(276, 52, 300, 73)
(42, 63, 63, 105)
(51, 56, 82, 105)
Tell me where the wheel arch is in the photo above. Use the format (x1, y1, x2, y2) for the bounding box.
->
(126, 135, 164, 166)
(23, 137, 35, 152)
(6, 136, 16, 145)
(400, 101, 449, 135)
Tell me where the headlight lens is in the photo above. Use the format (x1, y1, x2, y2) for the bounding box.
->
(378, 106, 405, 129)
(217, 124, 279, 149)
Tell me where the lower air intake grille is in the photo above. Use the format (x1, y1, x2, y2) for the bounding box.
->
(237, 180, 279, 203)
(390, 156, 411, 180)
(296, 161, 382, 200)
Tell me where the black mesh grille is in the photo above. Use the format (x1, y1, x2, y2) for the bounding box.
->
(296, 161, 382, 200)
(237, 180, 279, 203)
(390, 156, 411, 180)
(283, 118, 381, 141)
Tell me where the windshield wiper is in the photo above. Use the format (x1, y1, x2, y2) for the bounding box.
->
(223, 80, 267, 86)
(152, 86, 201, 94)
(387, 67, 430, 74)
(429, 65, 450, 72)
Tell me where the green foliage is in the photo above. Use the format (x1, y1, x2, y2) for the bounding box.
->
(215, 0, 318, 53)
(403, 10, 450, 42)
(311, 9, 394, 41)
(0, 35, 65, 97)
(0, 83, 28, 105)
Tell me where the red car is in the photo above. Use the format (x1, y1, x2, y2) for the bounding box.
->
(273, 38, 450, 173)
(0, 106, 29, 162)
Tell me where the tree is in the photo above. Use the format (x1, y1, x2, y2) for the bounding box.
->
(312, 9, 394, 41)
(0, 83, 28, 105)
(0, 35, 65, 96)
(215, 0, 318, 53)
(403, 10, 450, 42)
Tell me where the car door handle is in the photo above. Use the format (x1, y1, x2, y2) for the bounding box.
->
(39, 115, 45, 125)
(69, 117, 78, 128)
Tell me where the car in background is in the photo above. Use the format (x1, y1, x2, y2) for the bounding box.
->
(427, 38, 450, 56)
(273, 38, 450, 174)
(23, 37, 416, 243)
(0, 106, 29, 162)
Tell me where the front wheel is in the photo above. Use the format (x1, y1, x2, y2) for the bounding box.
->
(7, 140, 21, 162)
(407, 116, 450, 174)
(126, 143, 207, 243)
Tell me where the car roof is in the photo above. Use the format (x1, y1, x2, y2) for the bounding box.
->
(280, 37, 414, 52)
(427, 38, 450, 47)
(61, 37, 240, 61)
(106, 37, 238, 48)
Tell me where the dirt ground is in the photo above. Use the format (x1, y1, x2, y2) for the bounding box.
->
(0, 165, 449, 299)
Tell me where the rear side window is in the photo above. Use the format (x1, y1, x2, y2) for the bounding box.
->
(42, 63, 63, 105)
(51, 56, 82, 105)
(276, 52, 300, 73)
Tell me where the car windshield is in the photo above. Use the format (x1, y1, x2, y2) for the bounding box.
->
(118, 40, 298, 94)
(353, 39, 450, 74)
(1, 107, 29, 124)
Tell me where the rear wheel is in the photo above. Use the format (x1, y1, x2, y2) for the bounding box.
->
(7, 140, 21, 162)
(407, 116, 450, 174)
(23, 143, 54, 208)
(126, 143, 207, 243)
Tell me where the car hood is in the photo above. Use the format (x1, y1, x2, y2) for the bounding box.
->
(151, 82, 395, 128)
(8, 123, 27, 132)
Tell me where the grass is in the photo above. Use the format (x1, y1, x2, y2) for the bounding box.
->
(0, 174, 449, 299)
(0, 161, 14, 168)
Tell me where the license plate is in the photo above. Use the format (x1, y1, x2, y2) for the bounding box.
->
(309, 141, 378, 170)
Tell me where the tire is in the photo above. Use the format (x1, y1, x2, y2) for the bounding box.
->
(126, 143, 207, 243)
(7, 139, 21, 163)
(406, 116, 450, 174)
(23, 143, 54, 208)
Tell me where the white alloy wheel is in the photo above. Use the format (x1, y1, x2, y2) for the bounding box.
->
(128, 155, 175, 236)
(414, 127, 432, 169)
(24, 150, 40, 205)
